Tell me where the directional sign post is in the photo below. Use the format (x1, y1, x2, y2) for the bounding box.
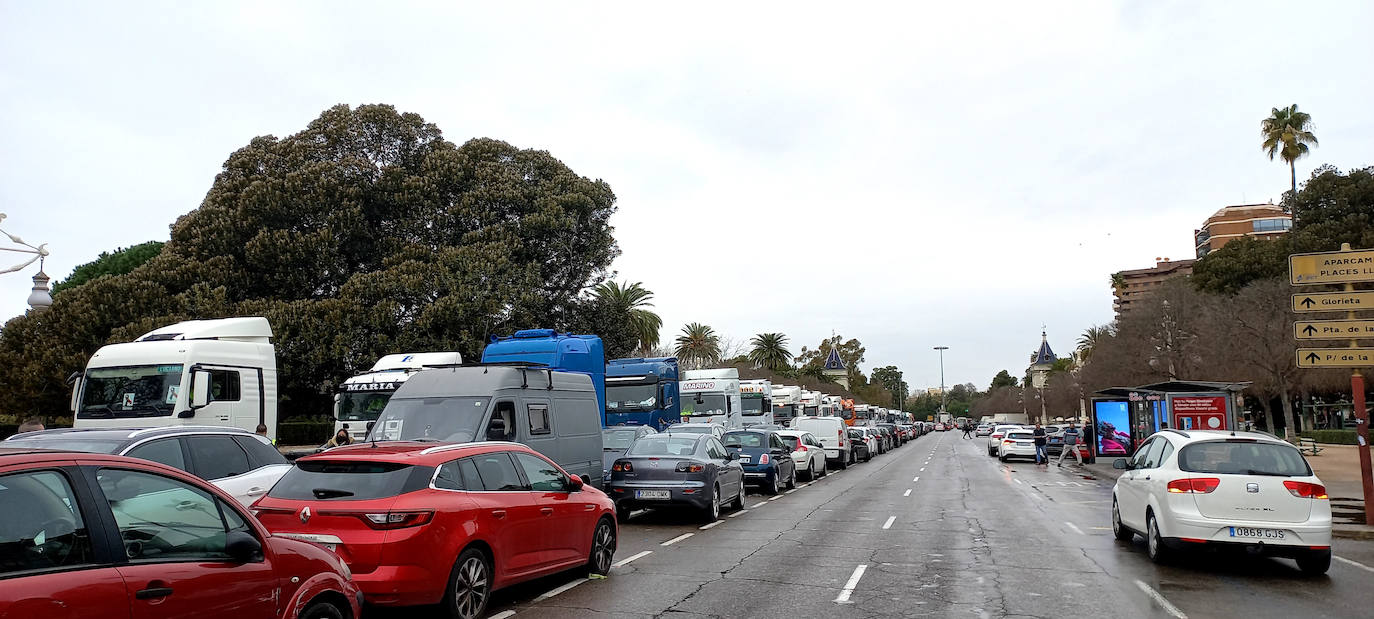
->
(1290, 243, 1374, 525)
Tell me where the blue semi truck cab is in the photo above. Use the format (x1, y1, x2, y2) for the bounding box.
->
(481, 330, 606, 425)
(605, 357, 680, 429)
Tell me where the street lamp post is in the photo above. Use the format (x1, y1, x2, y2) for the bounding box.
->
(0, 213, 52, 312)
(934, 346, 948, 416)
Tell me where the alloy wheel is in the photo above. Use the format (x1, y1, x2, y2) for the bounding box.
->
(591, 520, 615, 574)
(453, 554, 489, 619)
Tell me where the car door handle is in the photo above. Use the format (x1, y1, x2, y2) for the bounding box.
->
(541, 507, 554, 516)
(583, 504, 596, 511)
(246, 487, 266, 497)
(135, 586, 173, 600)
(491, 510, 507, 519)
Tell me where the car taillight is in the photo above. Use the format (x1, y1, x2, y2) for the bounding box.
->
(612, 460, 633, 472)
(1003, 440, 1014, 445)
(1283, 480, 1328, 499)
(1166, 478, 1221, 494)
(676, 462, 705, 473)
(759, 454, 770, 465)
(358, 510, 434, 530)
(796, 445, 807, 452)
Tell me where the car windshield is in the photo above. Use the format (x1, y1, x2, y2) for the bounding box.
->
(741, 398, 766, 414)
(681, 393, 727, 417)
(1178, 441, 1312, 476)
(606, 383, 657, 411)
(2, 436, 125, 453)
(603, 428, 647, 450)
(667, 425, 712, 434)
(723, 432, 766, 448)
(78, 365, 183, 418)
(336, 390, 395, 422)
(367, 396, 491, 442)
(268, 460, 421, 501)
(627, 435, 700, 457)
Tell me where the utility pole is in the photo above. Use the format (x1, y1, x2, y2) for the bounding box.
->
(934, 346, 948, 416)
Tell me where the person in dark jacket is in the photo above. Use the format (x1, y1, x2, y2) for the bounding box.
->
(1032, 423, 1047, 465)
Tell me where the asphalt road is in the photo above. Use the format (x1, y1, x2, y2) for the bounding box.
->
(379, 430, 1374, 619)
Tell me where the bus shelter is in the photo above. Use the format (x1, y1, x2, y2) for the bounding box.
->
(1090, 380, 1250, 459)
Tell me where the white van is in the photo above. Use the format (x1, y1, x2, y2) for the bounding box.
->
(791, 416, 851, 468)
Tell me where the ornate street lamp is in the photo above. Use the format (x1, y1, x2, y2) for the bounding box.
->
(1, 213, 52, 312)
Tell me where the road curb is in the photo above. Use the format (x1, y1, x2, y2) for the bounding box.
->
(1332, 525, 1374, 541)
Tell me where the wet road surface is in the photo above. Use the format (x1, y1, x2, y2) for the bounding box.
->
(376, 430, 1374, 619)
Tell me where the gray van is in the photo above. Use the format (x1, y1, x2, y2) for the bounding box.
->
(366, 366, 604, 487)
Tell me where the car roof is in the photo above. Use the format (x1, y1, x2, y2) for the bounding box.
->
(669, 422, 719, 428)
(0, 447, 202, 473)
(6, 425, 254, 443)
(298, 440, 537, 464)
(1157, 429, 1288, 444)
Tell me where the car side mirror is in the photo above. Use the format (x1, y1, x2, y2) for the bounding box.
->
(569, 476, 586, 492)
(1112, 458, 1131, 470)
(727, 452, 739, 461)
(225, 530, 263, 563)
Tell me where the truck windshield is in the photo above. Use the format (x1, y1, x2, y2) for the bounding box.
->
(78, 365, 183, 418)
(681, 394, 727, 417)
(606, 383, 658, 411)
(803, 405, 819, 416)
(368, 396, 492, 442)
(337, 391, 395, 422)
(773, 404, 797, 420)
(741, 398, 765, 415)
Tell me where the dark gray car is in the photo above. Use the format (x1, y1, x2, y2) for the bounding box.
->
(602, 425, 658, 483)
(605, 432, 745, 522)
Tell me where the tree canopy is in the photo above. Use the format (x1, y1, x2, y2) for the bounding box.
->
(51, 241, 165, 295)
(0, 104, 621, 417)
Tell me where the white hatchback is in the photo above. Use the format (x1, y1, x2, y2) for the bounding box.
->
(1111, 430, 1332, 574)
(775, 430, 828, 481)
(997, 430, 1038, 462)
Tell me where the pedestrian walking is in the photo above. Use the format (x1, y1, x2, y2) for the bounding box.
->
(962, 423, 974, 439)
(1056, 422, 1083, 466)
(1032, 422, 1047, 465)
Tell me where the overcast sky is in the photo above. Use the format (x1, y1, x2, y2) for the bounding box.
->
(2, 1, 1370, 391)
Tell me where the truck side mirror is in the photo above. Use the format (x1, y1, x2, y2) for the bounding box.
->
(188, 369, 211, 413)
(69, 375, 83, 414)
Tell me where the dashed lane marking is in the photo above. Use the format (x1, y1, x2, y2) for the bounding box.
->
(903, 489, 912, 497)
(750, 502, 768, 509)
(1134, 580, 1187, 619)
(612, 550, 652, 567)
(661, 533, 694, 546)
(785, 488, 799, 494)
(490, 611, 516, 619)
(912, 476, 920, 482)
(728, 509, 748, 518)
(768, 495, 782, 501)
(882, 516, 896, 530)
(699, 520, 723, 530)
(535, 578, 587, 601)
(834, 564, 868, 604)
(920, 467, 925, 471)
(1014, 478, 1023, 485)
(1335, 556, 1374, 573)
(1065, 522, 1085, 535)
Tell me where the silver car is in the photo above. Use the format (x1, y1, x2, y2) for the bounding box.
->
(606, 432, 746, 522)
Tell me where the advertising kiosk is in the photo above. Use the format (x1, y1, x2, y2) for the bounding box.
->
(1091, 381, 1249, 458)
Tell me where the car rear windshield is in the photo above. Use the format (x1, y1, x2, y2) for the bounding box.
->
(779, 436, 800, 449)
(602, 428, 644, 450)
(723, 432, 766, 448)
(627, 435, 700, 457)
(1178, 441, 1311, 477)
(1006, 432, 1032, 440)
(268, 460, 431, 501)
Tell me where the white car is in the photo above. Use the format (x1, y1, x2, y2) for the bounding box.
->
(997, 429, 1038, 462)
(987, 424, 1025, 456)
(1111, 429, 1332, 574)
(4, 425, 291, 506)
(775, 430, 828, 481)
(791, 416, 851, 468)
(975, 424, 992, 437)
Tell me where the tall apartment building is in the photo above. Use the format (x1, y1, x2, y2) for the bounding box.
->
(1113, 258, 1195, 313)
(1194, 203, 1292, 258)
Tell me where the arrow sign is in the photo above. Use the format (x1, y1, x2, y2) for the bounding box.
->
(1295, 319, 1374, 340)
(1290, 248, 1374, 285)
(1297, 348, 1374, 368)
(1291, 291, 1374, 312)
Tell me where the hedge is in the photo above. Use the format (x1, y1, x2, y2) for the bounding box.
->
(1299, 430, 1359, 445)
(278, 420, 337, 446)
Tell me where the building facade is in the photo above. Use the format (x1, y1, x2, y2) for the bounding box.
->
(1113, 258, 1195, 313)
(1194, 203, 1292, 258)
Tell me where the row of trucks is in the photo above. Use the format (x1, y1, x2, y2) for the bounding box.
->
(67, 317, 912, 444)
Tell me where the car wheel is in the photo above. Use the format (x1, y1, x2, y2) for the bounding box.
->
(1112, 499, 1133, 542)
(998, 454, 1007, 462)
(1296, 548, 1331, 576)
(766, 471, 780, 495)
(298, 600, 346, 619)
(786, 466, 797, 489)
(838, 453, 848, 470)
(730, 485, 745, 511)
(615, 502, 632, 523)
(586, 517, 616, 576)
(443, 547, 492, 619)
(1146, 512, 1172, 564)
(819, 459, 828, 477)
(704, 484, 721, 522)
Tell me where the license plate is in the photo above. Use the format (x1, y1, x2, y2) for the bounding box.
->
(1229, 526, 1285, 540)
(635, 490, 670, 500)
(739, 455, 751, 463)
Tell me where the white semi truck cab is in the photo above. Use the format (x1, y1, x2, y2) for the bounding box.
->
(680, 368, 742, 429)
(772, 385, 802, 426)
(800, 390, 822, 417)
(72, 317, 280, 440)
(739, 379, 773, 427)
(334, 352, 462, 442)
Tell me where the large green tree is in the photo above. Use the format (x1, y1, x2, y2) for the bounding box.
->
(674, 323, 721, 368)
(593, 281, 662, 354)
(0, 104, 622, 417)
(870, 365, 908, 409)
(989, 369, 1018, 390)
(52, 241, 165, 294)
(747, 332, 792, 371)
(1261, 104, 1319, 194)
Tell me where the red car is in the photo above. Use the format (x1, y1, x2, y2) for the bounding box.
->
(253, 441, 618, 619)
(0, 447, 360, 619)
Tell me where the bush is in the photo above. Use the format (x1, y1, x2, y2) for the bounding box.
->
(277, 420, 337, 446)
(1300, 430, 1358, 445)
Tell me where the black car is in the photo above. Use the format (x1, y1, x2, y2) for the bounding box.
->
(847, 428, 872, 462)
(723, 429, 798, 494)
(602, 425, 659, 482)
(877, 423, 901, 447)
(606, 432, 746, 522)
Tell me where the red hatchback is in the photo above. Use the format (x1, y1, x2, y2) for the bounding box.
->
(253, 441, 618, 619)
(0, 448, 360, 619)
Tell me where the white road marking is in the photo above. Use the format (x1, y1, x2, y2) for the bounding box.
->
(699, 520, 723, 530)
(882, 516, 896, 530)
(920, 467, 925, 471)
(750, 502, 768, 509)
(535, 578, 587, 601)
(913, 476, 920, 482)
(489, 612, 516, 619)
(612, 550, 652, 567)
(661, 533, 694, 546)
(768, 495, 782, 501)
(834, 564, 868, 604)
(903, 489, 912, 497)
(1335, 555, 1374, 573)
(800, 483, 811, 488)
(1065, 522, 1085, 535)
(785, 488, 799, 494)
(1014, 478, 1023, 485)
(728, 509, 748, 518)
(1134, 580, 1187, 619)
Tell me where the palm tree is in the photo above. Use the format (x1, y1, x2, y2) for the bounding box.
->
(1261, 104, 1319, 193)
(593, 281, 662, 354)
(747, 333, 793, 371)
(674, 323, 721, 368)
(1076, 324, 1113, 363)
